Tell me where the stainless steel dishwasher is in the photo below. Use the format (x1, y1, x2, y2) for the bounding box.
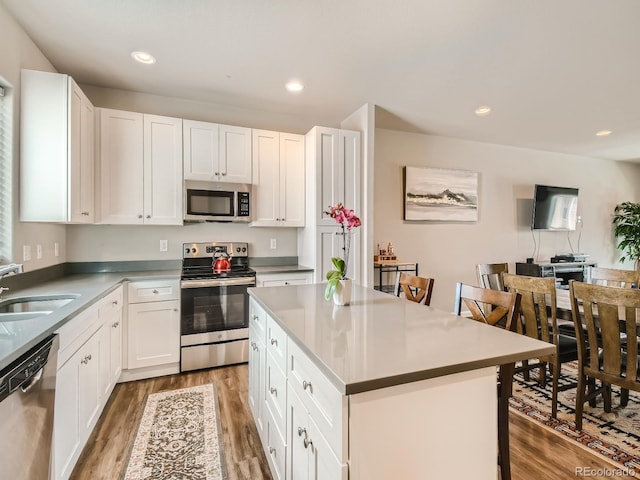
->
(0, 334, 59, 479)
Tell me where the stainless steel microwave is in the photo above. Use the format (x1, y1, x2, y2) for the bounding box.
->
(183, 180, 251, 222)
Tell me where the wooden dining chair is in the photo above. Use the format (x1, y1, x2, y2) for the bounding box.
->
(569, 280, 640, 430)
(590, 267, 640, 288)
(476, 263, 509, 291)
(454, 282, 521, 480)
(395, 273, 435, 306)
(503, 273, 578, 418)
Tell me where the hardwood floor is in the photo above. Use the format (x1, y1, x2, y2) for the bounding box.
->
(70, 364, 272, 480)
(72, 364, 619, 480)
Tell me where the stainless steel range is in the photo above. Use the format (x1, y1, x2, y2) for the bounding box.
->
(180, 242, 256, 372)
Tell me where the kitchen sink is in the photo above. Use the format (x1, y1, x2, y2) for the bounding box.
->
(0, 294, 80, 314)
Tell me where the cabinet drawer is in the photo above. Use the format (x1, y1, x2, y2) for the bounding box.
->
(249, 298, 267, 343)
(97, 286, 123, 318)
(266, 316, 287, 372)
(56, 306, 101, 366)
(127, 279, 180, 303)
(265, 351, 287, 439)
(288, 339, 347, 462)
(265, 403, 286, 480)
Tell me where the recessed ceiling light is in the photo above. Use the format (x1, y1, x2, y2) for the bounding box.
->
(285, 81, 304, 93)
(131, 51, 156, 64)
(474, 106, 491, 116)
(595, 130, 612, 137)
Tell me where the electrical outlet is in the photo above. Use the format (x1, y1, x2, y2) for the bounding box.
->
(160, 239, 168, 252)
(36, 244, 43, 259)
(54, 242, 60, 257)
(23, 245, 31, 261)
(270, 238, 277, 249)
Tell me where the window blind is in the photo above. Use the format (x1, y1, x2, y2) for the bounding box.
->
(0, 83, 11, 263)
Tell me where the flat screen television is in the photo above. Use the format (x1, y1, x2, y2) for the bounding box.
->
(532, 184, 579, 230)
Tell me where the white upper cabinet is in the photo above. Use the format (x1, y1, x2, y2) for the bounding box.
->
(20, 69, 95, 223)
(99, 108, 182, 225)
(183, 120, 252, 183)
(251, 129, 304, 227)
(309, 127, 360, 226)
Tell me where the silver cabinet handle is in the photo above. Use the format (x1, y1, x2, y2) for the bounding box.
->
(270, 338, 278, 346)
(152, 289, 159, 294)
(221, 172, 227, 176)
(269, 446, 275, 454)
(138, 214, 143, 218)
(270, 387, 277, 395)
(302, 380, 312, 392)
(112, 321, 119, 328)
(304, 437, 313, 449)
(112, 300, 118, 305)
(81, 354, 92, 365)
(297, 427, 306, 437)
(252, 314, 258, 320)
(214, 172, 219, 176)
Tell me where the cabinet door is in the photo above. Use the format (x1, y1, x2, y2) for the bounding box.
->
(109, 308, 123, 385)
(127, 300, 180, 369)
(308, 416, 347, 480)
(339, 130, 360, 219)
(143, 114, 183, 225)
(99, 108, 144, 224)
(287, 386, 310, 480)
(69, 80, 95, 223)
(219, 124, 252, 183)
(248, 329, 266, 439)
(251, 129, 280, 226)
(78, 334, 101, 436)
(318, 227, 360, 285)
(315, 127, 340, 226)
(54, 354, 81, 480)
(280, 133, 305, 227)
(183, 119, 219, 181)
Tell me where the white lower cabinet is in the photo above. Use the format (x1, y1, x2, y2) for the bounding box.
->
(53, 285, 123, 480)
(248, 297, 347, 480)
(125, 279, 180, 376)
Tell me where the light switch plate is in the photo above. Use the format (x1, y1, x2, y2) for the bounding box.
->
(23, 245, 31, 261)
(160, 240, 168, 252)
(270, 238, 277, 249)
(36, 244, 43, 259)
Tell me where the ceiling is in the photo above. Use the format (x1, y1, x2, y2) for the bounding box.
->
(3, 0, 640, 161)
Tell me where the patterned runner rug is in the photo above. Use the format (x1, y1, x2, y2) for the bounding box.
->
(123, 384, 227, 480)
(509, 361, 640, 474)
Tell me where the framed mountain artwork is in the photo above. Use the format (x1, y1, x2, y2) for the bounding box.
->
(403, 166, 478, 221)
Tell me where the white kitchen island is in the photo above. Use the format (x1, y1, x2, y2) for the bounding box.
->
(248, 284, 555, 480)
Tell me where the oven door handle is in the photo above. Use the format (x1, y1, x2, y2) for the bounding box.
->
(181, 277, 256, 288)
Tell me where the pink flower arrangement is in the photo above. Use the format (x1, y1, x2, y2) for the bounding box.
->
(323, 203, 362, 299)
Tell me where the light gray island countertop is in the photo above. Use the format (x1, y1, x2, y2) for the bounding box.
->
(248, 283, 555, 395)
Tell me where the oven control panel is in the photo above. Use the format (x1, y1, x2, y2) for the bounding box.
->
(183, 242, 249, 258)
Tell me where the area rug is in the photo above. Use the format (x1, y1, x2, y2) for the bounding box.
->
(509, 361, 640, 474)
(123, 384, 227, 480)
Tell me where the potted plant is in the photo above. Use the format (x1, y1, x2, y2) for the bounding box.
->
(612, 201, 640, 269)
(323, 203, 361, 305)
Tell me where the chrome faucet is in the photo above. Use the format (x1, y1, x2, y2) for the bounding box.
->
(0, 263, 23, 278)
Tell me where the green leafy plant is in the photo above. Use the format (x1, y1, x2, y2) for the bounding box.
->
(612, 201, 640, 269)
(323, 203, 361, 300)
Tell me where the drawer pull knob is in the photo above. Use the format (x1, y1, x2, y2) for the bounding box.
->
(81, 354, 92, 365)
(112, 300, 118, 305)
(152, 289, 159, 294)
(112, 322, 119, 328)
(303, 437, 313, 449)
(297, 427, 306, 437)
(302, 380, 312, 392)
(270, 387, 277, 396)
(269, 446, 275, 454)
(252, 314, 258, 320)
(270, 338, 278, 346)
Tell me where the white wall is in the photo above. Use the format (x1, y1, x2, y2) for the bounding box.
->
(374, 128, 640, 311)
(0, 4, 67, 271)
